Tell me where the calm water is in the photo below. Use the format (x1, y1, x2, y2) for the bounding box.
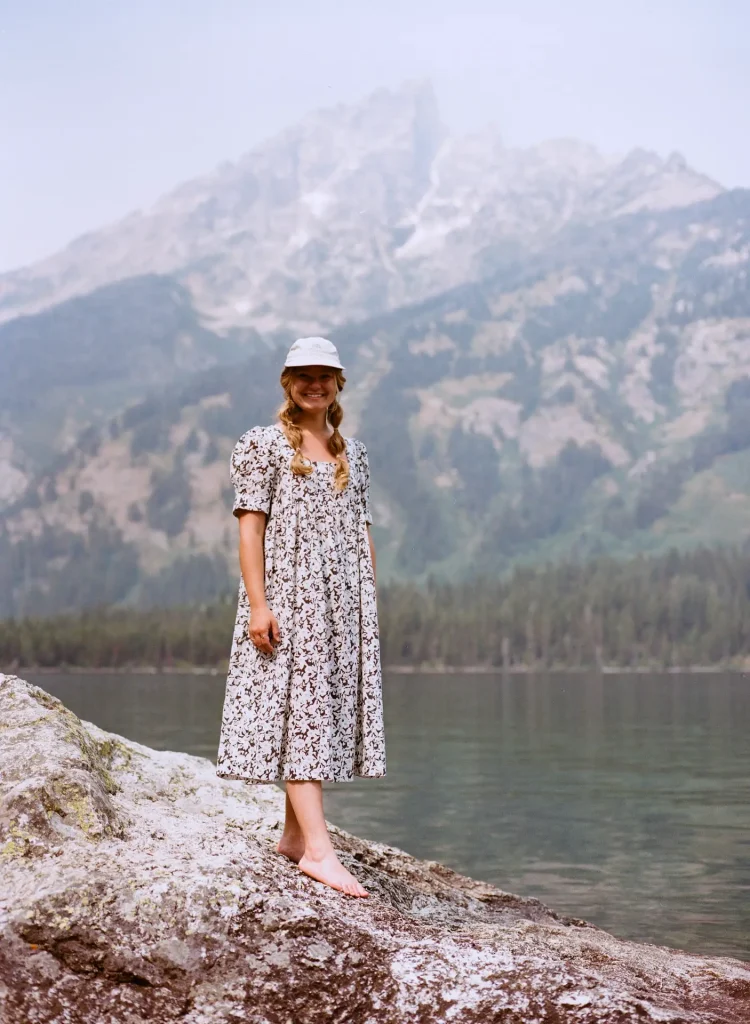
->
(25, 670, 750, 961)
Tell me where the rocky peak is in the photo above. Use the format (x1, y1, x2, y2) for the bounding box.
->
(223, 77, 445, 211)
(599, 146, 721, 216)
(665, 150, 689, 173)
(0, 81, 724, 335)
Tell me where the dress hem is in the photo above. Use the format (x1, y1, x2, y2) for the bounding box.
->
(216, 769, 387, 784)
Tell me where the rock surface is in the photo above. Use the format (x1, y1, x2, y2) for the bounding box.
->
(1, 672, 748, 1023)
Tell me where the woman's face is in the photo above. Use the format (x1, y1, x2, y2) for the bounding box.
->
(290, 365, 338, 413)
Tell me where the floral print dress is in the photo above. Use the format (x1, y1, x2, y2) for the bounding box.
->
(216, 423, 387, 783)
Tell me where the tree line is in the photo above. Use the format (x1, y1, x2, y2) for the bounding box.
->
(2, 545, 750, 671)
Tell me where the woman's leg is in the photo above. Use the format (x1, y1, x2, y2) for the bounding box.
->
(276, 789, 305, 863)
(283, 780, 369, 897)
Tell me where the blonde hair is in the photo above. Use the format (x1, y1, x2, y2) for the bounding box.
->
(278, 367, 349, 492)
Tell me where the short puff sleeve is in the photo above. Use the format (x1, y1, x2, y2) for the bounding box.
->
(230, 427, 276, 518)
(358, 441, 373, 526)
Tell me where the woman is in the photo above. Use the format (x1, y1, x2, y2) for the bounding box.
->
(216, 335, 386, 898)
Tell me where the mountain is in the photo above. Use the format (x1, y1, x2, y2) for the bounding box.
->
(1, 81, 748, 617)
(2, 184, 750, 617)
(0, 275, 268, 506)
(0, 82, 719, 338)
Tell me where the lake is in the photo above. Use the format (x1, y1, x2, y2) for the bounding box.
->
(22, 669, 750, 961)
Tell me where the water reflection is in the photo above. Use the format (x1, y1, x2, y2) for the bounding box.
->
(25, 669, 750, 959)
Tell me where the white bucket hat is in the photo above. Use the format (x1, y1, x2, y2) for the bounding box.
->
(284, 336, 345, 370)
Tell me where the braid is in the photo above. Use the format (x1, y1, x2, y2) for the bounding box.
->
(326, 396, 350, 492)
(277, 390, 313, 477)
(278, 368, 349, 491)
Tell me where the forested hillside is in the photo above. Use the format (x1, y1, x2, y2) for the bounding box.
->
(3, 545, 749, 670)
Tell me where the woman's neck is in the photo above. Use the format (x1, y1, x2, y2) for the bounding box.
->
(296, 410, 331, 436)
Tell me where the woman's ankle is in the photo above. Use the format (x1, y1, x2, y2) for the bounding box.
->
(301, 839, 336, 862)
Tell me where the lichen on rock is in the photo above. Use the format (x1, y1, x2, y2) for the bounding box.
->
(1, 672, 748, 1023)
(0, 677, 124, 862)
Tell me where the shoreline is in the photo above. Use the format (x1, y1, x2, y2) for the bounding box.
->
(6, 663, 748, 676)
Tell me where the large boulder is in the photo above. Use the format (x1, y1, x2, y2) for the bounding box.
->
(1, 672, 748, 1023)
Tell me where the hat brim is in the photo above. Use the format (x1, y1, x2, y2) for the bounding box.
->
(284, 354, 345, 369)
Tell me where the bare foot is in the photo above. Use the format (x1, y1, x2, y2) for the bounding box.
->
(297, 850, 369, 897)
(276, 832, 305, 864)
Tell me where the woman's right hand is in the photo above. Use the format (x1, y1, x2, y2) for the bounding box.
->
(247, 605, 280, 655)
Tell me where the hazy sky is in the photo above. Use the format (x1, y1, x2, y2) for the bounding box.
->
(2, 0, 749, 272)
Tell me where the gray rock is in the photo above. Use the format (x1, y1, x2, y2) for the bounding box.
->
(1, 672, 748, 1023)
